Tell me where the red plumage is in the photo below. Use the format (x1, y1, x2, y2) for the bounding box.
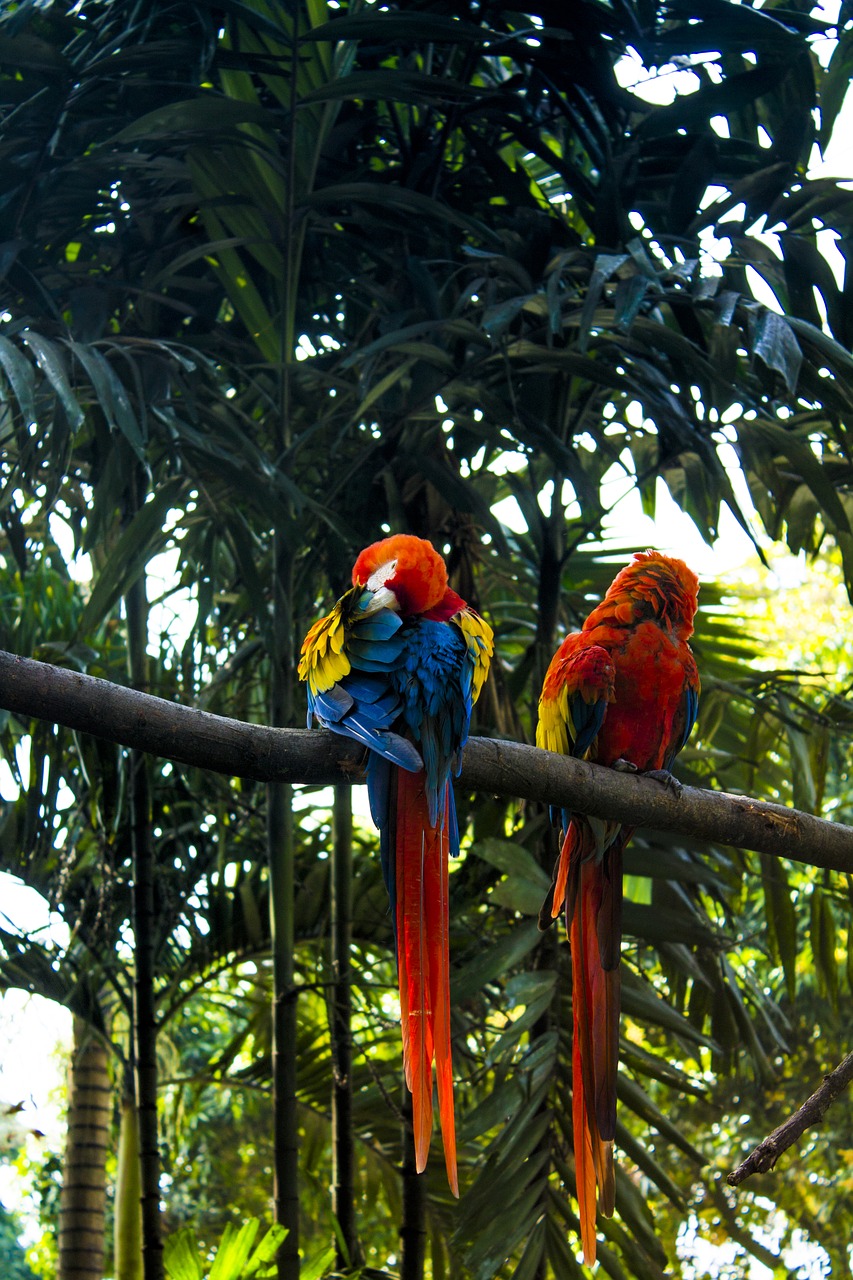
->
(537, 552, 700, 1263)
(395, 770, 457, 1192)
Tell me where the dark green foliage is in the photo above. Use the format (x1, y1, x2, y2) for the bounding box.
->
(1, 1, 853, 1277)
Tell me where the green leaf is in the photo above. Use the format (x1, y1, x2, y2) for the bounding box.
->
(305, 12, 490, 44)
(78, 477, 186, 635)
(760, 852, 797, 1002)
(112, 95, 274, 142)
(352, 358, 414, 421)
(65, 340, 145, 454)
(208, 1220, 260, 1280)
(474, 836, 551, 913)
(298, 1243, 335, 1280)
(164, 1228, 204, 1280)
(453, 920, 542, 1002)
(621, 969, 717, 1050)
(459, 1075, 527, 1143)
(820, 26, 853, 146)
(752, 310, 803, 394)
(743, 418, 851, 537)
(20, 331, 85, 430)
(616, 1075, 706, 1165)
(245, 1225, 288, 1276)
(297, 67, 480, 109)
(301, 182, 494, 241)
(621, 844, 729, 889)
(0, 335, 37, 426)
(509, 1219, 547, 1280)
(810, 886, 838, 1010)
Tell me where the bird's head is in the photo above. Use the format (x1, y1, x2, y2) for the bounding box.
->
(352, 535, 450, 616)
(603, 551, 699, 637)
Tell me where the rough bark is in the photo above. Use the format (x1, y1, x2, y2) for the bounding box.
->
(727, 1051, 853, 1187)
(58, 1017, 110, 1280)
(0, 649, 851, 873)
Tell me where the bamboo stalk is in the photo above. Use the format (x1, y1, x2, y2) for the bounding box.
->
(124, 474, 163, 1280)
(400, 1090, 426, 1280)
(268, 532, 299, 1280)
(331, 785, 356, 1267)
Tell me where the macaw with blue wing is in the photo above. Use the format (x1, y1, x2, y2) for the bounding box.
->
(537, 551, 700, 1264)
(298, 534, 493, 1194)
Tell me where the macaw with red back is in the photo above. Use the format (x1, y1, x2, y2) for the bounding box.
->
(298, 534, 494, 1195)
(537, 551, 700, 1264)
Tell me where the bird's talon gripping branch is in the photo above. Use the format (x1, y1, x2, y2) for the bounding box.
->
(536, 551, 700, 1265)
(645, 767, 683, 795)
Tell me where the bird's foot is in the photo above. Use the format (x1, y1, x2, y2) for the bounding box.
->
(612, 757, 638, 773)
(644, 768, 683, 796)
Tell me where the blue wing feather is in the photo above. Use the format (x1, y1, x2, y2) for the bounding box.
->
(306, 596, 480, 945)
(663, 681, 699, 771)
(570, 696, 609, 758)
(394, 619, 470, 827)
(306, 604, 423, 772)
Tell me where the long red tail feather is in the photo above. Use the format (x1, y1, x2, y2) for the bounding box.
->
(570, 850, 619, 1264)
(395, 770, 458, 1195)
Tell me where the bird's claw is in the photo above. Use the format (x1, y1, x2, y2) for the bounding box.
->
(644, 768, 683, 796)
(612, 758, 638, 773)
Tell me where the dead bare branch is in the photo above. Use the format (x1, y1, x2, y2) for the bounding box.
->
(727, 1052, 853, 1187)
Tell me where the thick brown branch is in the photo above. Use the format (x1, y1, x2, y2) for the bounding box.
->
(727, 1052, 853, 1187)
(1, 649, 853, 872)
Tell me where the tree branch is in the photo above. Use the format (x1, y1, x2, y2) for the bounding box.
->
(1, 648, 853, 872)
(727, 1052, 853, 1187)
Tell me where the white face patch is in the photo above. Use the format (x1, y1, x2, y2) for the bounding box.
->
(367, 559, 397, 591)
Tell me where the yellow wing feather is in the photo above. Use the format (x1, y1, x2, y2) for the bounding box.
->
(297, 599, 352, 696)
(536, 683, 571, 755)
(454, 608, 494, 704)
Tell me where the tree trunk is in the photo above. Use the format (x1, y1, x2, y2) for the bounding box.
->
(331, 785, 356, 1267)
(58, 1016, 110, 1280)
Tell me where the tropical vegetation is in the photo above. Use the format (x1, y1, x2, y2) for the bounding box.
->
(1, 1, 853, 1278)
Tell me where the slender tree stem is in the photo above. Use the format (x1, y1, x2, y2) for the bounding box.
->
(124, 469, 163, 1280)
(130, 745, 161, 1280)
(331, 785, 356, 1268)
(268, 774, 299, 1275)
(269, 529, 299, 1279)
(400, 1091, 426, 1280)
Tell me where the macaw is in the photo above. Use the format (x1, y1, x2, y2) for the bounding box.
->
(298, 534, 494, 1194)
(537, 551, 700, 1264)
